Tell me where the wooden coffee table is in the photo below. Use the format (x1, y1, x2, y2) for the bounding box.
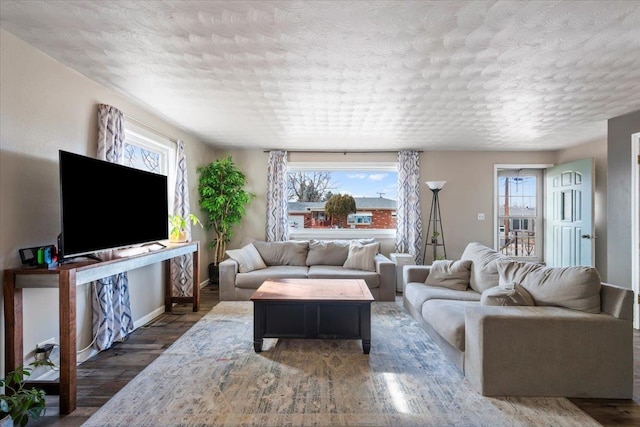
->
(250, 278, 374, 354)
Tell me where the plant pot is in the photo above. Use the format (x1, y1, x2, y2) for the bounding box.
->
(169, 231, 188, 243)
(208, 263, 219, 285)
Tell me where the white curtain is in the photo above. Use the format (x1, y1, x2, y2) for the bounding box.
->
(395, 151, 423, 263)
(170, 140, 195, 296)
(93, 104, 134, 350)
(265, 151, 289, 242)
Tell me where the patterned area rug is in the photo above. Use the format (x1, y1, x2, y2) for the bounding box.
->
(84, 302, 599, 427)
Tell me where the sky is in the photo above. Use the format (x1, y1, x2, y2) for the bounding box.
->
(330, 171, 398, 200)
(498, 176, 537, 209)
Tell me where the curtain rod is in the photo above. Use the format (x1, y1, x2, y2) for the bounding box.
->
(263, 150, 423, 154)
(125, 115, 179, 144)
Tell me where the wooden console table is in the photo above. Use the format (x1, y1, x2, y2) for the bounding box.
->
(3, 241, 199, 415)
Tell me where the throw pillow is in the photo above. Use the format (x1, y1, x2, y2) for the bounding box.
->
(225, 243, 267, 273)
(252, 240, 309, 266)
(461, 242, 511, 293)
(495, 259, 601, 313)
(424, 260, 472, 291)
(343, 241, 378, 272)
(481, 283, 535, 306)
(305, 239, 350, 266)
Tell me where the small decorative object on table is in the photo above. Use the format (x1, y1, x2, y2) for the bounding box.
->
(168, 213, 203, 243)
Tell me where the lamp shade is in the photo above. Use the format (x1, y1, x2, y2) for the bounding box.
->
(426, 181, 446, 190)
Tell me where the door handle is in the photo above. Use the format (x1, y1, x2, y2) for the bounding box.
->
(581, 234, 597, 239)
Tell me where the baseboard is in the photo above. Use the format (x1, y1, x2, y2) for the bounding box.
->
(77, 347, 99, 365)
(200, 279, 210, 289)
(134, 305, 166, 329)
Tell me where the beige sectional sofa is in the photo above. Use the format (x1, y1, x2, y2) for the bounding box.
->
(403, 242, 634, 398)
(219, 239, 396, 301)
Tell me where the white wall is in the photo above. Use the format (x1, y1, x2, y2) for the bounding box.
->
(0, 30, 214, 376)
(607, 109, 640, 289)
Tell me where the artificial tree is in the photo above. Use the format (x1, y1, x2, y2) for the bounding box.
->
(324, 194, 356, 228)
(197, 156, 255, 270)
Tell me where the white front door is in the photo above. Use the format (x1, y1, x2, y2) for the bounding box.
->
(545, 158, 594, 267)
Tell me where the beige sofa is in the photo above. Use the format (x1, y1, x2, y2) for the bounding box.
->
(219, 239, 396, 301)
(403, 242, 634, 398)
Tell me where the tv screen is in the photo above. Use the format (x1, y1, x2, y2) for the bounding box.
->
(59, 150, 168, 258)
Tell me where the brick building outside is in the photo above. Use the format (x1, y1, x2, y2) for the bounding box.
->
(288, 197, 396, 229)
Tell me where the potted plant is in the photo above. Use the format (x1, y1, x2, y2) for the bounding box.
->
(1, 364, 48, 427)
(168, 213, 203, 243)
(197, 156, 255, 283)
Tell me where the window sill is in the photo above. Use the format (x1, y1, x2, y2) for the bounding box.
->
(289, 228, 396, 240)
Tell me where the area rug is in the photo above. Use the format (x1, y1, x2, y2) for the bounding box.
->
(83, 301, 599, 427)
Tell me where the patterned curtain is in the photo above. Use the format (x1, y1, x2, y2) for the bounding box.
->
(92, 104, 134, 351)
(170, 140, 194, 296)
(265, 151, 289, 242)
(395, 151, 423, 263)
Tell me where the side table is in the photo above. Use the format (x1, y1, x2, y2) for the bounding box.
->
(389, 253, 416, 293)
(3, 241, 199, 415)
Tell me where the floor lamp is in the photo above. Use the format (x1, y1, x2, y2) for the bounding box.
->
(423, 181, 447, 265)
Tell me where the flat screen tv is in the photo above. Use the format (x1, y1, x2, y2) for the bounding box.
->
(58, 150, 168, 259)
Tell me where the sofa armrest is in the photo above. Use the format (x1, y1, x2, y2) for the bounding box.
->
(404, 265, 431, 286)
(600, 282, 634, 320)
(464, 305, 633, 398)
(375, 254, 396, 301)
(219, 258, 238, 301)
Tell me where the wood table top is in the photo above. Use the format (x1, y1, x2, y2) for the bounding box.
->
(250, 278, 374, 302)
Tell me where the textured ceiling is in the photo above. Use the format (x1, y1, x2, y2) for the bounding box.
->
(1, 0, 639, 151)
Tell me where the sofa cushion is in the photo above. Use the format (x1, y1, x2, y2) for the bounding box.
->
(235, 266, 309, 289)
(343, 241, 378, 271)
(308, 265, 380, 289)
(225, 243, 267, 273)
(496, 260, 601, 314)
(425, 260, 472, 291)
(404, 282, 481, 312)
(305, 239, 350, 266)
(253, 241, 309, 266)
(461, 242, 510, 293)
(422, 300, 477, 351)
(481, 283, 535, 306)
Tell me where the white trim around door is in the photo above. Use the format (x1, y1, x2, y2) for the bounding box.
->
(632, 132, 640, 330)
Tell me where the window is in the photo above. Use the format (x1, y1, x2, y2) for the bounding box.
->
(124, 123, 176, 209)
(347, 213, 373, 225)
(287, 162, 397, 238)
(496, 167, 544, 261)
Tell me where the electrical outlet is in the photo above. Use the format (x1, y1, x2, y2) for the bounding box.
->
(477, 213, 485, 220)
(37, 337, 56, 349)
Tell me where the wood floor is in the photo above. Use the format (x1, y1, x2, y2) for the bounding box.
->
(31, 284, 640, 426)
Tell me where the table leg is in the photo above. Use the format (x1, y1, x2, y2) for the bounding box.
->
(59, 269, 77, 415)
(361, 303, 371, 354)
(253, 302, 264, 352)
(164, 259, 172, 312)
(192, 246, 200, 312)
(3, 270, 22, 373)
